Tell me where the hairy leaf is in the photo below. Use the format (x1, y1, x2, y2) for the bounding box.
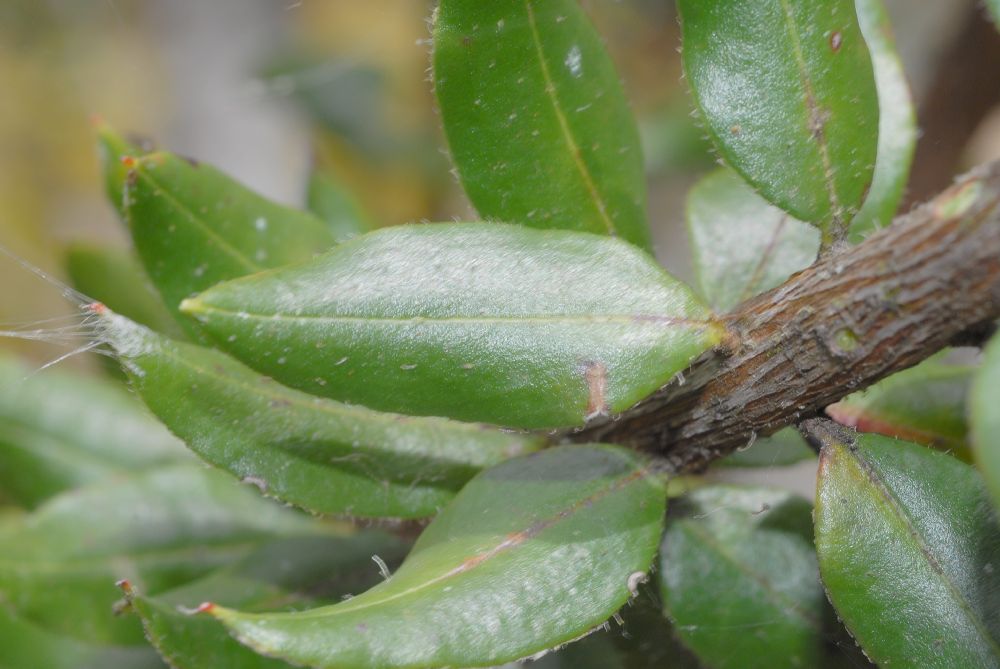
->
(127, 533, 408, 669)
(181, 224, 720, 429)
(827, 357, 974, 460)
(306, 170, 373, 242)
(660, 485, 857, 668)
(0, 465, 323, 645)
(434, 0, 652, 251)
(0, 354, 186, 507)
(972, 334, 1000, 510)
(124, 151, 336, 333)
(204, 445, 666, 669)
(849, 0, 917, 241)
(96, 311, 542, 518)
(687, 167, 819, 313)
(66, 243, 183, 339)
(813, 426, 1000, 667)
(678, 0, 879, 239)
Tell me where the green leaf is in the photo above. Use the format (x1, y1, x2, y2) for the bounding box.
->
(0, 465, 324, 645)
(127, 533, 409, 669)
(124, 151, 336, 333)
(65, 243, 184, 339)
(848, 0, 917, 242)
(0, 606, 164, 669)
(96, 312, 543, 518)
(532, 587, 701, 669)
(93, 118, 150, 220)
(678, 0, 879, 239)
(433, 0, 652, 251)
(827, 356, 974, 460)
(812, 424, 1000, 667)
(660, 485, 857, 669)
(971, 334, 1000, 510)
(687, 168, 819, 313)
(720, 428, 816, 467)
(0, 353, 187, 507)
(306, 170, 374, 242)
(204, 444, 666, 669)
(180, 223, 720, 429)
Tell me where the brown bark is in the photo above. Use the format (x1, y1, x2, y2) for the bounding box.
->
(572, 161, 1000, 473)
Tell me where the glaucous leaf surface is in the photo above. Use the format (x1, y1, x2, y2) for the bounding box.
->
(96, 311, 542, 518)
(827, 357, 974, 460)
(433, 0, 652, 251)
(687, 167, 819, 313)
(204, 445, 667, 669)
(660, 485, 857, 669)
(813, 426, 1000, 667)
(0, 607, 164, 669)
(180, 223, 720, 429)
(678, 0, 879, 238)
(720, 428, 816, 468)
(306, 171, 373, 242)
(124, 151, 336, 332)
(848, 0, 917, 241)
(66, 243, 183, 339)
(0, 465, 322, 645)
(128, 533, 408, 669)
(971, 334, 1000, 510)
(94, 118, 149, 220)
(0, 353, 186, 507)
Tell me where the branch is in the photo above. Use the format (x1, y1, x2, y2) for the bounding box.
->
(572, 161, 1000, 473)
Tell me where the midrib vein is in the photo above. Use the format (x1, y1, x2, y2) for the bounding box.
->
(188, 302, 711, 328)
(524, 0, 617, 237)
(776, 0, 842, 228)
(847, 448, 1000, 656)
(220, 464, 649, 621)
(135, 169, 262, 274)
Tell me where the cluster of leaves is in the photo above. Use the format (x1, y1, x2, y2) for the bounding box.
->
(3, 1, 1000, 667)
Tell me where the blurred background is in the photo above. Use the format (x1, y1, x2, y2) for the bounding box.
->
(2, 0, 1000, 373)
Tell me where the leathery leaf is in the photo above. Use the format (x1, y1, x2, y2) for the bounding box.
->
(660, 485, 859, 669)
(827, 356, 974, 460)
(124, 151, 335, 332)
(126, 532, 409, 669)
(433, 0, 652, 251)
(180, 223, 721, 429)
(203, 444, 666, 669)
(678, 0, 879, 239)
(812, 424, 1000, 667)
(95, 310, 542, 518)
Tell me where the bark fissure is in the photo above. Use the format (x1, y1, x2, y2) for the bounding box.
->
(571, 161, 1000, 473)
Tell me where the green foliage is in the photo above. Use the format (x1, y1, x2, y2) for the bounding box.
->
(98, 312, 541, 518)
(205, 445, 665, 669)
(180, 223, 720, 429)
(678, 0, 879, 242)
(0, 353, 187, 507)
(124, 151, 336, 335)
(660, 485, 858, 668)
(827, 355, 975, 459)
(814, 430, 1000, 667)
(972, 334, 1000, 509)
(433, 0, 652, 250)
(4, 1, 996, 667)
